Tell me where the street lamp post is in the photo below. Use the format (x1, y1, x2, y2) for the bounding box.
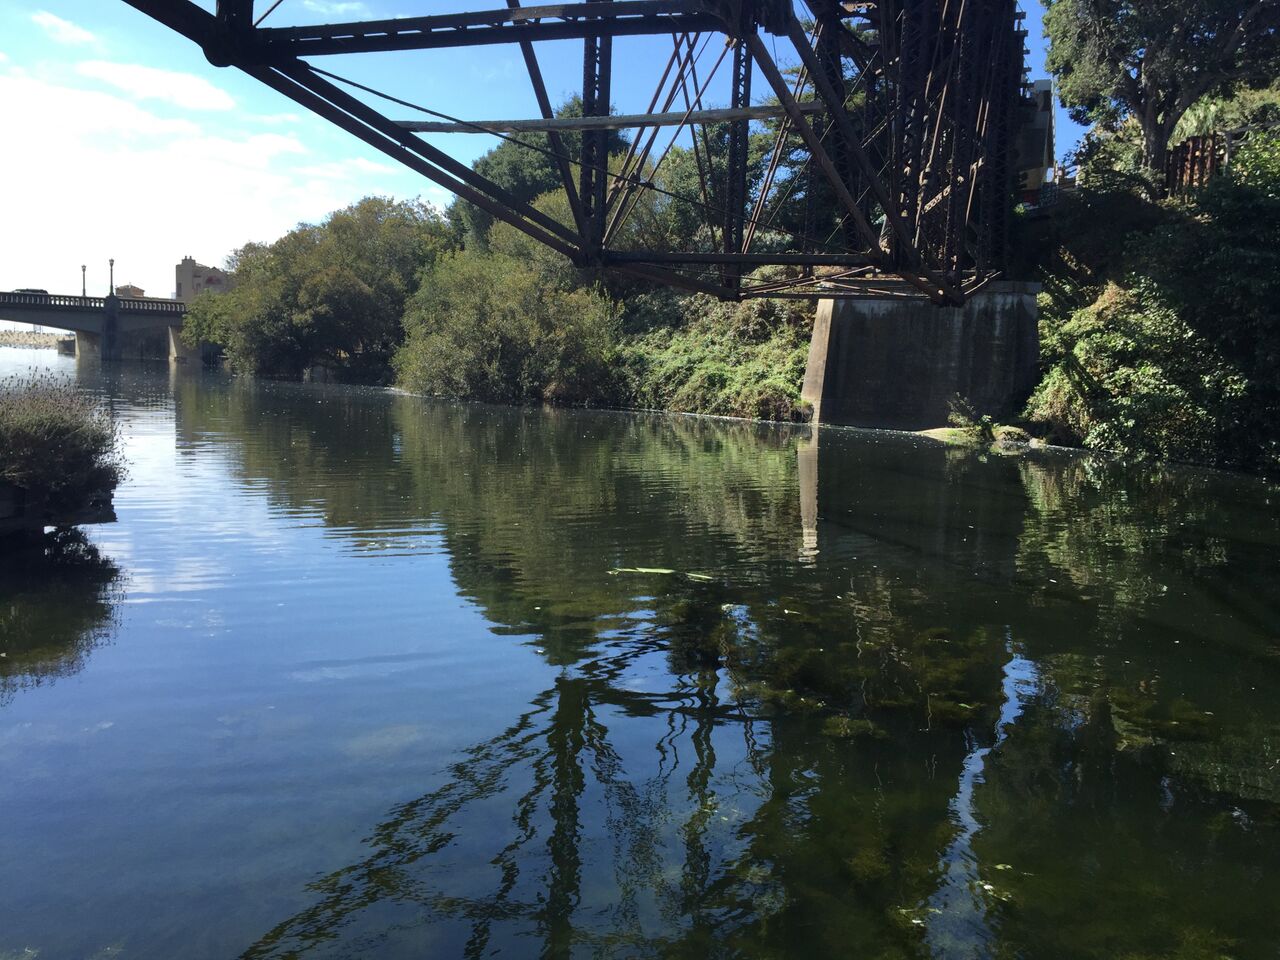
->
(108, 258, 115, 294)
(81, 264, 86, 298)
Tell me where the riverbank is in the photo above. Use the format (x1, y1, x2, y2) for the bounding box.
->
(180, 120, 1280, 477)
(0, 330, 61, 349)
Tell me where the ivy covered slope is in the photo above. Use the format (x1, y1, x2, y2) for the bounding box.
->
(1022, 130, 1280, 473)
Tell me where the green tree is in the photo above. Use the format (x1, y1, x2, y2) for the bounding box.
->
(393, 247, 621, 406)
(1043, 0, 1280, 170)
(184, 197, 453, 380)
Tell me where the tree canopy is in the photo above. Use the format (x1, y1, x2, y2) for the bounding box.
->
(1044, 0, 1280, 168)
(184, 197, 452, 380)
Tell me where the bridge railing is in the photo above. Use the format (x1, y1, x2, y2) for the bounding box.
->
(116, 297, 186, 315)
(0, 292, 105, 310)
(0, 292, 186, 316)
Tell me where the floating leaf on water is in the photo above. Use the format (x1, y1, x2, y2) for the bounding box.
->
(610, 567, 677, 575)
(994, 863, 1013, 870)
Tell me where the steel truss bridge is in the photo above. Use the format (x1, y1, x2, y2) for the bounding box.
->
(122, 0, 1027, 304)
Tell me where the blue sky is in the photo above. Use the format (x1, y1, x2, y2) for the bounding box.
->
(0, 1, 1082, 299)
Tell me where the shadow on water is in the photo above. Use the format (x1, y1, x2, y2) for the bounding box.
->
(0, 529, 124, 706)
(160, 377, 1280, 958)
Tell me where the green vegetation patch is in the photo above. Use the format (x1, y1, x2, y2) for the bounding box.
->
(0, 373, 124, 522)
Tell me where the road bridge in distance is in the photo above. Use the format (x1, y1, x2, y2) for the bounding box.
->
(0, 292, 192, 362)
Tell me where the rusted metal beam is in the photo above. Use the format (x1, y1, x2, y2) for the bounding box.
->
(606, 251, 874, 265)
(506, 0, 587, 237)
(601, 38, 686, 244)
(254, 63, 584, 259)
(256, 2, 723, 55)
(216, 0, 253, 31)
(119, 0, 1024, 305)
(722, 33, 752, 287)
(744, 33, 883, 257)
(397, 103, 818, 133)
(579, 2, 613, 260)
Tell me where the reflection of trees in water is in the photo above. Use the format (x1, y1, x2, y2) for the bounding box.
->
(1016, 456, 1279, 630)
(172, 380, 1280, 956)
(966, 671, 1280, 958)
(1015, 456, 1280, 806)
(0, 529, 123, 705)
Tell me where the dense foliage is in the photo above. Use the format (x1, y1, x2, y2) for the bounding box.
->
(1025, 132, 1280, 472)
(619, 291, 813, 421)
(0, 374, 124, 517)
(183, 197, 452, 381)
(395, 249, 621, 406)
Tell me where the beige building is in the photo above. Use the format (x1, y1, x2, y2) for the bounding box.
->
(114, 283, 146, 298)
(175, 256, 229, 304)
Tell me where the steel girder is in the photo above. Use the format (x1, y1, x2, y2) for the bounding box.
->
(119, 0, 1026, 303)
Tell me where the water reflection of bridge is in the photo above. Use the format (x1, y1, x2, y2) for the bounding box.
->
(0, 291, 190, 361)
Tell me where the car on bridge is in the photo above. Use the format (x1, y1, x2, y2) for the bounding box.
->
(11, 288, 49, 295)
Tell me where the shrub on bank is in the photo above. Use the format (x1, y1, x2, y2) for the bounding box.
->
(394, 250, 623, 406)
(0, 374, 124, 518)
(1024, 133, 1280, 473)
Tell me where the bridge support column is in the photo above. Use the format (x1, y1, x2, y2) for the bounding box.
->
(801, 282, 1040, 430)
(101, 294, 120, 362)
(74, 332, 102, 361)
(167, 326, 195, 362)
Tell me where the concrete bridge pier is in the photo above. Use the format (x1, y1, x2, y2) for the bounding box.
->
(101, 295, 120, 362)
(801, 282, 1040, 429)
(74, 331, 106, 361)
(167, 326, 195, 362)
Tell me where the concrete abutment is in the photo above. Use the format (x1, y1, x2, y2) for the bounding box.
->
(801, 282, 1040, 430)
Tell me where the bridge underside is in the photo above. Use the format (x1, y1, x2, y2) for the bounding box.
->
(122, 0, 1028, 305)
(0, 308, 178, 337)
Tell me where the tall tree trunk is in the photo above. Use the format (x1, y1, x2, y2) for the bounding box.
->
(1140, 100, 1167, 172)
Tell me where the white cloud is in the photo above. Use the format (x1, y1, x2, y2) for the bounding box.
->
(417, 185, 453, 212)
(31, 11, 97, 46)
(0, 71, 421, 298)
(0, 53, 9, 64)
(300, 1, 369, 14)
(247, 112, 303, 126)
(77, 61, 236, 112)
(297, 157, 397, 179)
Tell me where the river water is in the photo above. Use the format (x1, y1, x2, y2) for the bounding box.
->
(2, 348, 1279, 959)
